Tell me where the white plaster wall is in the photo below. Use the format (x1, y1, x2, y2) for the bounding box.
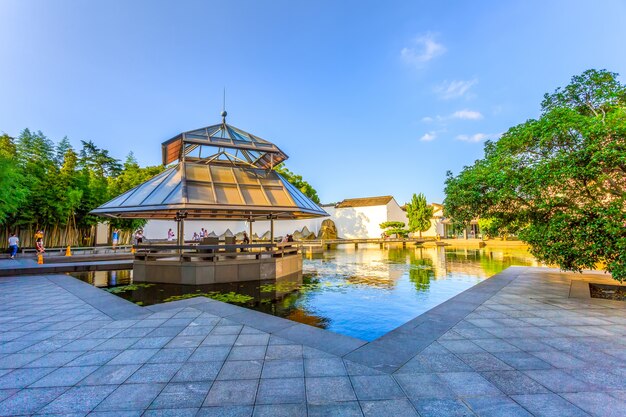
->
(386, 199, 409, 225)
(330, 205, 388, 239)
(143, 218, 326, 241)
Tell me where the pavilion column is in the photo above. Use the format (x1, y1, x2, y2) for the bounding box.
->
(248, 219, 253, 243)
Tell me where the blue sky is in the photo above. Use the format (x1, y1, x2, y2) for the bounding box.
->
(1, 0, 625, 204)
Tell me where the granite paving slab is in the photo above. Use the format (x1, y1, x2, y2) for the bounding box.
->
(0, 268, 624, 416)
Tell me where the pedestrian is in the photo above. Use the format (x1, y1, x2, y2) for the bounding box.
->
(112, 229, 119, 248)
(167, 228, 175, 242)
(34, 229, 44, 245)
(242, 231, 250, 245)
(35, 237, 45, 254)
(8, 233, 19, 259)
(135, 230, 144, 244)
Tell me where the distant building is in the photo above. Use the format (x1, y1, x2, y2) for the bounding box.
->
(323, 196, 407, 239)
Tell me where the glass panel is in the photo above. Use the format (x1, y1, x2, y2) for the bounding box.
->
(234, 168, 261, 184)
(210, 165, 235, 183)
(240, 185, 269, 205)
(163, 183, 182, 204)
(185, 163, 210, 182)
(231, 130, 251, 142)
(207, 125, 221, 136)
(101, 190, 132, 208)
(185, 134, 207, 140)
(144, 169, 181, 205)
(187, 183, 216, 204)
(264, 186, 293, 206)
(187, 129, 208, 136)
(214, 184, 243, 205)
(259, 172, 281, 186)
(121, 169, 173, 206)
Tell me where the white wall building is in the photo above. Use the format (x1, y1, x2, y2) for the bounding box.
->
(142, 196, 447, 241)
(323, 196, 408, 239)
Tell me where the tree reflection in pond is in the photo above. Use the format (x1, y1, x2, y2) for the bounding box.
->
(69, 245, 539, 341)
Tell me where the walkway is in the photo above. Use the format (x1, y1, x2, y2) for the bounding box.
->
(0, 267, 624, 416)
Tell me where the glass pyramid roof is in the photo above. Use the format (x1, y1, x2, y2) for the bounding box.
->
(91, 162, 328, 220)
(162, 120, 288, 169)
(92, 115, 327, 220)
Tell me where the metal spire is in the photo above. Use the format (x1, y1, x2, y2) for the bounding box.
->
(221, 88, 227, 123)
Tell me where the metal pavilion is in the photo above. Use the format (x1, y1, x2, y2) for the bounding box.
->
(91, 111, 328, 244)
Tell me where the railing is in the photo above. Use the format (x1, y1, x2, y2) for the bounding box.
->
(134, 242, 300, 262)
(19, 245, 133, 255)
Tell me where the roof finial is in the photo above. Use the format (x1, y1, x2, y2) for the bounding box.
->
(221, 88, 227, 123)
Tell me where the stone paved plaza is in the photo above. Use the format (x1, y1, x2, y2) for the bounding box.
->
(0, 266, 624, 416)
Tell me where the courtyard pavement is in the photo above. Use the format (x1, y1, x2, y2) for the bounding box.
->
(0, 266, 624, 416)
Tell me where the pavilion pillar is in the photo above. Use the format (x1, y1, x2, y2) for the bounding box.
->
(248, 218, 253, 243)
(270, 218, 274, 243)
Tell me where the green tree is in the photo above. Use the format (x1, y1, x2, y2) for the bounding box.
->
(444, 69, 626, 281)
(405, 193, 433, 238)
(380, 221, 408, 238)
(274, 163, 320, 204)
(0, 134, 28, 225)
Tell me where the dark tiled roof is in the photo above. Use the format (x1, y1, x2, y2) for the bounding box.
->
(336, 196, 394, 208)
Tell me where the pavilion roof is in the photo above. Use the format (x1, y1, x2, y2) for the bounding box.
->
(161, 120, 288, 169)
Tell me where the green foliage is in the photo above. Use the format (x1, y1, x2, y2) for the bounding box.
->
(379, 221, 405, 229)
(0, 129, 166, 243)
(274, 163, 320, 203)
(379, 221, 408, 237)
(0, 135, 28, 225)
(444, 69, 626, 281)
(105, 283, 155, 293)
(405, 193, 433, 237)
(163, 291, 254, 304)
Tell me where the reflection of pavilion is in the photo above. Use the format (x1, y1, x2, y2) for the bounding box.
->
(91, 112, 327, 284)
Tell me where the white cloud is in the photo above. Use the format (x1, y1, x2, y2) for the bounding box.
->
(451, 109, 483, 120)
(421, 116, 434, 123)
(435, 79, 478, 99)
(420, 132, 437, 141)
(401, 33, 446, 68)
(456, 133, 499, 143)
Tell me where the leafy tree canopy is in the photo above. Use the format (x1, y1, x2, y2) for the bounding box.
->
(0, 130, 165, 243)
(405, 193, 433, 237)
(274, 163, 320, 204)
(380, 221, 408, 237)
(444, 69, 626, 281)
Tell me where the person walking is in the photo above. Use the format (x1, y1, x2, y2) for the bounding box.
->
(8, 233, 19, 259)
(167, 228, 175, 242)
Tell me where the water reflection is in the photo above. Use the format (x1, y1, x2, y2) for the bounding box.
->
(70, 246, 539, 341)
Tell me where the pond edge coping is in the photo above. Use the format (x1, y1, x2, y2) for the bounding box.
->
(42, 266, 528, 374)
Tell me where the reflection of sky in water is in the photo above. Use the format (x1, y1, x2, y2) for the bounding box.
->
(296, 246, 538, 341)
(70, 245, 539, 342)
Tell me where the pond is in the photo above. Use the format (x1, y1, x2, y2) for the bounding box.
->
(69, 245, 539, 341)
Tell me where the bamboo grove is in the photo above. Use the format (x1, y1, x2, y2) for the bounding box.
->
(0, 129, 164, 247)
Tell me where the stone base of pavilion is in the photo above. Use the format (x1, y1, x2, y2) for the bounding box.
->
(132, 243, 302, 285)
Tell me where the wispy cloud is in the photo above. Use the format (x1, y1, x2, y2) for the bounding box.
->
(422, 109, 483, 123)
(401, 33, 446, 68)
(456, 133, 500, 143)
(450, 109, 483, 120)
(435, 79, 478, 99)
(420, 132, 437, 141)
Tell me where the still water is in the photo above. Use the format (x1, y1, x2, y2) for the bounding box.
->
(70, 245, 539, 341)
